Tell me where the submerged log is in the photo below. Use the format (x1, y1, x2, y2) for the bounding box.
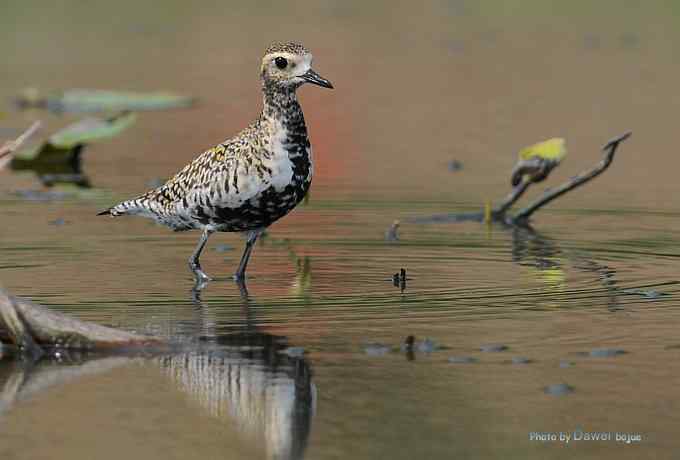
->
(0, 289, 164, 356)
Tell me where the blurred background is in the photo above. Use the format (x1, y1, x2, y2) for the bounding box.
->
(1, 1, 680, 459)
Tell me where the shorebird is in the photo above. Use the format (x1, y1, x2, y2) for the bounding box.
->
(98, 42, 333, 285)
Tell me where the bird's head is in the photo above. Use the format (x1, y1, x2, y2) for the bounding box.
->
(260, 42, 333, 90)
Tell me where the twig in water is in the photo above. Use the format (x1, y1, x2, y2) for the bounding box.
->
(512, 132, 631, 224)
(392, 268, 407, 292)
(385, 220, 400, 242)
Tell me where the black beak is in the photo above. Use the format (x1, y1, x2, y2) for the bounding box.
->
(301, 69, 334, 89)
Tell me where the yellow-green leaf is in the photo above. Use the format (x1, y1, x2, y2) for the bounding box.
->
(518, 138, 567, 162)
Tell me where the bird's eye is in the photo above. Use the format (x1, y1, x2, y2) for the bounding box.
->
(274, 57, 288, 69)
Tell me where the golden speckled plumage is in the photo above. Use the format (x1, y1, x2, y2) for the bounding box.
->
(99, 42, 333, 283)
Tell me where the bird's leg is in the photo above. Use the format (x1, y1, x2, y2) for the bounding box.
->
(234, 229, 262, 282)
(188, 228, 214, 285)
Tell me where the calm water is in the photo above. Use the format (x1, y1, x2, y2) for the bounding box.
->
(2, 1, 680, 458)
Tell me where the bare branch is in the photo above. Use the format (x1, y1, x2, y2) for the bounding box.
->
(0, 121, 42, 170)
(512, 132, 631, 224)
(493, 180, 531, 217)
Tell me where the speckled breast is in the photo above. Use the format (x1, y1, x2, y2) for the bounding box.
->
(212, 178, 311, 232)
(196, 144, 312, 232)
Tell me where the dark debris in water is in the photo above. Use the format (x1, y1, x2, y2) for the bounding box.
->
(363, 343, 392, 356)
(10, 189, 73, 201)
(480, 343, 508, 353)
(406, 211, 483, 225)
(544, 383, 574, 396)
(448, 159, 463, 172)
(214, 244, 234, 253)
(391, 268, 408, 292)
(402, 336, 448, 353)
(413, 338, 437, 353)
(448, 356, 478, 364)
(364, 336, 447, 357)
(40, 173, 91, 188)
(621, 288, 668, 300)
(588, 348, 627, 358)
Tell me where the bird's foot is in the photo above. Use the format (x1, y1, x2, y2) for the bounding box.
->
(194, 272, 212, 285)
(190, 263, 212, 285)
(192, 277, 210, 292)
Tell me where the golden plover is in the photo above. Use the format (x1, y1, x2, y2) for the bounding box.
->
(99, 42, 333, 284)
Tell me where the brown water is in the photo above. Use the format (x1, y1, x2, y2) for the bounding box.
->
(2, 1, 680, 458)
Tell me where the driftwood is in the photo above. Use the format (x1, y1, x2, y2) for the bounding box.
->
(0, 121, 41, 171)
(0, 289, 164, 357)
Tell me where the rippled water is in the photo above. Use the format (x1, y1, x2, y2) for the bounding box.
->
(2, 1, 680, 458)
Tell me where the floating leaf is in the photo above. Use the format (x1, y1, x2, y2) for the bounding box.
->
(11, 114, 132, 187)
(519, 138, 567, 162)
(16, 88, 196, 113)
(48, 112, 136, 148)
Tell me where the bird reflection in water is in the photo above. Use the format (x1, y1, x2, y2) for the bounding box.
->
(166, 278, 315, 460)
(0, 284, 316, 460)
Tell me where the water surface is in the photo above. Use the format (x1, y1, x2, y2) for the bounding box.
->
(2, 1, 680, 458)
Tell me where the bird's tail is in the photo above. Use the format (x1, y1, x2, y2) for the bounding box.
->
(97, 196, 152, 217)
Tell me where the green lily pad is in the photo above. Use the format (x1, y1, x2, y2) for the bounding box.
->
(48, 112, 136, 148)
(17, 88, 195, 113)
(11, 114, 134, 187)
